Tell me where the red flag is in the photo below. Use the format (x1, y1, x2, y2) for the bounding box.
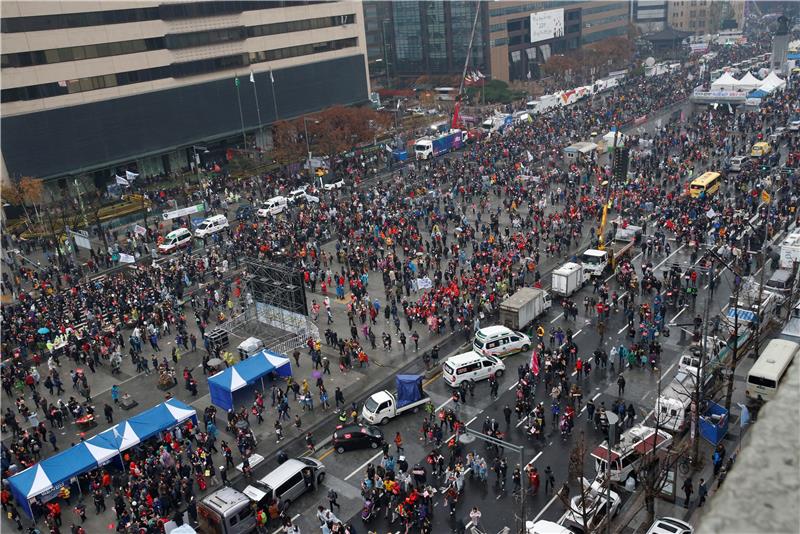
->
(451, 102, 461, 130)
(531, 350, 539, 376)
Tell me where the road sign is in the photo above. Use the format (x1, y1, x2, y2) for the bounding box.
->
(162, 203, 205, 221)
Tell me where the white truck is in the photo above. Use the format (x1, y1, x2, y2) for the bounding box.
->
(779, 229, 800, 269)
(654, 369, 714, 433)
(552, 262, 585, 297)
(580, 224, 642, 278)
(498, 287, 552, 330)
(361, 375, 430, 425)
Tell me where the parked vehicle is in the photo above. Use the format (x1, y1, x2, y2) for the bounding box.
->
(526, 520, 579, 534)
(645, 517, 694, 534)
(198, 487, 256, 534)
(158, 228, 192, 254)
(194, 214, 229, 238)
(257, 196, 288, 217)
(287, 186, 320, 205)
(243, 458, 325, 508)
(414, 130, 463, 160)
(442, 351, 505, 387)
(750, 141, 771, 158)
(473, 325, 531, 358)
(581, 225, 642, 277)
(361, 375, 430, 425)
(591, 425, 673, 482)
(655, 369, 715, 433)
(728, 155, 748, 172)
(552, 262, 585, 297)
(235, 204, 254, 221)
(780, 229, 800, 269)
(746, 338, 800, 401)
(558, 477, 620, 533)
(333, 424, 384, 453)
(499, 287, 552, 330)
(318, 174, 344, 191)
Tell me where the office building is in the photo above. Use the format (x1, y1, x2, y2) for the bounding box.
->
(668, 0, 722, 35)
(1, 1, 369, 185)
(487, 1, 630, 82)
(630, 0, 669, 33)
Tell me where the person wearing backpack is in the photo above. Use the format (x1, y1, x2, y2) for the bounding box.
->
(327, 488, 340, 511)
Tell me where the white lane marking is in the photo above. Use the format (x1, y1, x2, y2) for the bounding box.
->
(525, 451, 543, 469)
(435, 398, 453, 411)
(532, 493, 560, 522)
(550, 312, 564, 324)
(516, 415, 529, 428)
(508, 380, 520, 391)
(669, 305, 689, 325)
(654, 244, 686, 271)
(465, 415, 478, 426)
(617, 323, 629, 335)
(345, 450, 383, 481)
(580, 392, 603, 414)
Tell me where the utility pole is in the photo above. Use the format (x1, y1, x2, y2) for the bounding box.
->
(724, 277, 741, 412)
(73, 178, 89, 229)
(692, 257, 713, 467)
(753, 184, 772, 356)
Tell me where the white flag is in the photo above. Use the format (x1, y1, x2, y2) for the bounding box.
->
(119, 253, 135, 264)
(125, 170, 139, 181)
(269, 69, 275, 84)
(527, 151, 534, 162)
(249, 71, 255, 83)
(115, 175, 129, 186)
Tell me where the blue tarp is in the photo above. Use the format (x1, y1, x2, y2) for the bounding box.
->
(208, 349, 293, 411)
(699, 401, 729, 445)
(748, 89, 767, 98)
(396, 374, 423, 409)
(8, 399, 196, 518)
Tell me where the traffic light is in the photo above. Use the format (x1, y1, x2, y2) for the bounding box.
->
(613, 147, 629, 182)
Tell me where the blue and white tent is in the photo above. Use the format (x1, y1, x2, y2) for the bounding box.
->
(208, 349, 293, 410)
(8, 398, 196, 518)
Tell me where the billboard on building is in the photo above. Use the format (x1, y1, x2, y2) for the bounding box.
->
(530, 8, 565, 43)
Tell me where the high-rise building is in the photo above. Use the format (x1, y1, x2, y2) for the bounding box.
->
(630, 0, 669, 33)
(487, 1, 630, 82)
(1, 1, 369, 184)
(668, 0, 722, 35)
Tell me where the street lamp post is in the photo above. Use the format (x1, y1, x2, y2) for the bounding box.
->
(303, 117, 320, 180)
(191, 145, 208, 175)
(604, 412, 619, 534)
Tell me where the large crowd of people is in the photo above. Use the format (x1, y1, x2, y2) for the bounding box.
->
(2, 17, 799, 532)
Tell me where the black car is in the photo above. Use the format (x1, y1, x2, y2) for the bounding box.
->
(235, 204, 254, 221)
(332, 424, 384, 454)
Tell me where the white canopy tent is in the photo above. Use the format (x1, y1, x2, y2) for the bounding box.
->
(762, 72, 786, 91)
(710, 71, 745, 92)
(737, 72, 762, 91)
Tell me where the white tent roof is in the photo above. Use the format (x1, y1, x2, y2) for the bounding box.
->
(710, 71, 740, 90)
(763, 71, 786, 89)
(738, 72, 762, 90)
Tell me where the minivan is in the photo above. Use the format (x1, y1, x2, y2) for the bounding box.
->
(243, 458, 325, 508)
(442, 351, 505, 387)
(728, 155, 748, 172)
(158, 228, 192, 254)
(197, 487, 256, 534)
(257, 196, 288, 217)
(473, 326, 531, 358)
(765, 269, 794, 297)
(195, 214, 229, 238)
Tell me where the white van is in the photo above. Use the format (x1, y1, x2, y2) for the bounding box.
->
(257, 196, 288, 217)
(729, 155, 748, 172)
(197, 487, 256, 534)
(442, 351, 505, 387)
(745, 338, 799, 401)
(158, 228, 192, 254)
(195, 214, 229, 238)
(473, 325, 531, 358)
(243, 458, 325, 508)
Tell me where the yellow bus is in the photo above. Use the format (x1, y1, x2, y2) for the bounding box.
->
(689, 171, 722, 198)
(750, 141, 771, 158)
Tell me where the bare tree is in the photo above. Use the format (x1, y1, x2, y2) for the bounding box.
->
(557, 432, 593, 533)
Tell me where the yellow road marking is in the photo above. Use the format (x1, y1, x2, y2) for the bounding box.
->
(422, 370, 442, 388)
(317, 448, 335, 461)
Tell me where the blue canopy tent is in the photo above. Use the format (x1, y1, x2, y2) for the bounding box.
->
(8, 399, 196, 518)
(208, 350, 293, 411)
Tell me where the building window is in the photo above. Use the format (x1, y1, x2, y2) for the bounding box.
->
(250, 37, 358, 63)
(247, 13, 355, 38)
(1, 37, 164, 68)
(165, 27, 246, 49)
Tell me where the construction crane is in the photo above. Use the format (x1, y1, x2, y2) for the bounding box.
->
(597, 123, 622, 251)
(451, 4, 482, 130)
